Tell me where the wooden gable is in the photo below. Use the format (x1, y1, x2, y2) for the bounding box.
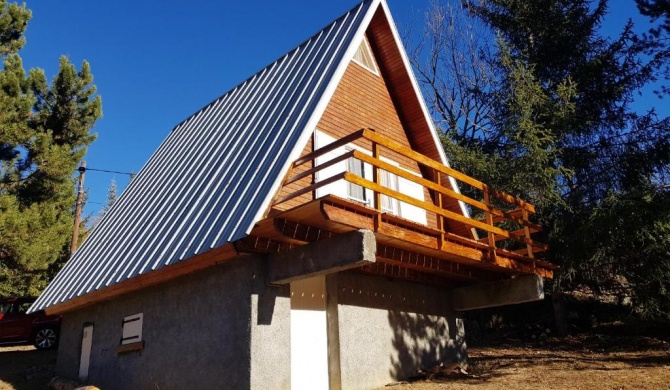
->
(272, 31, 471, 237)
(251, 1, 553, 285)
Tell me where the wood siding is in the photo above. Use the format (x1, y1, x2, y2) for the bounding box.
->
(274, 34, 438, 229)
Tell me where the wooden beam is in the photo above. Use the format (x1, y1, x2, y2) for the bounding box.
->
(274, 219, 334, 243)
(376, 244, 495, 282)
(320, 201, 542, 274)
(361, 129, 536, 213)
(236, 236, 296, 253)
(353, 151, 510, 221)
(273, 172, 346, 205)
(45, 244, 239, 315)
(284, 150, 354, 186)
(344, 172, 519, 240)
(477, 227, 541, 243)
(293, 129, 365, 167)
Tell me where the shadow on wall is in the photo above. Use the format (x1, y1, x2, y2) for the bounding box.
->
(387, 308, 467, 380)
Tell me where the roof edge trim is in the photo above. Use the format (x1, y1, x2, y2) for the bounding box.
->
(44, 244, 239, 315)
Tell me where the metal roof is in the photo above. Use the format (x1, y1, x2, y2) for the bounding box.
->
(31, 0, 379, 312)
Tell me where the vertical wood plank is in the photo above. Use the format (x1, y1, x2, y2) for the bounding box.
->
(483, 190, 497, 263)
(372, 142, 382, 232)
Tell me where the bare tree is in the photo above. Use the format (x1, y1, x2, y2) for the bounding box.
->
(410, 0, 498, 145)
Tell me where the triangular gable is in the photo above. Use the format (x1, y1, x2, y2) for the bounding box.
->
(31, 0, 467, 314)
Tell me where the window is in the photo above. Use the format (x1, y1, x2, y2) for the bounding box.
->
(352, 38, 378, 75)
(117, 313, 144, 354)
(380, 168, 399, 214)
(312, 130, 427, 225)
(346, 153, 368, 203)
(121, 313, 143, 345)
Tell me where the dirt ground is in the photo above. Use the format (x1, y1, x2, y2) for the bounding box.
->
(0, 330, 668, 390)
(383, 332, 670, 390)
(0, 345, 56, 390)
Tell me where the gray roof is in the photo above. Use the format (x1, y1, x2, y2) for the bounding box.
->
(31, 0, 379, 312)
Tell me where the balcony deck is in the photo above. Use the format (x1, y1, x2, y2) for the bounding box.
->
(244, 128, 557, 287)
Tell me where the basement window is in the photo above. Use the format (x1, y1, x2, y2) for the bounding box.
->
(117, 313, 144, 354)
(352, 38, 378, 75)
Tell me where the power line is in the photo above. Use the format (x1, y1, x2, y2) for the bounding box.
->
(84, 167, 135, 178)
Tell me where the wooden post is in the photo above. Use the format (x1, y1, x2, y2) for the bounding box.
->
(70, 161, 86, 256)
(435, 169, 445, 250)
(372, 142, 382, 232)
(522, 208, 535, 271)
(482, 188, 496, 262)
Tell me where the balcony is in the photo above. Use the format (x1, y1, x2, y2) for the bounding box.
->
(244, 128, 556, 287)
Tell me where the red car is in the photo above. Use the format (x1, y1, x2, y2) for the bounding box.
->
(0, 297, 61, 349)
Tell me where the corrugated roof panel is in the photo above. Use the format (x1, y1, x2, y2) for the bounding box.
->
(30, 0, 376, 312)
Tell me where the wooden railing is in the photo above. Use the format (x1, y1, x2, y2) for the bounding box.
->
(273, 128, 547, 265)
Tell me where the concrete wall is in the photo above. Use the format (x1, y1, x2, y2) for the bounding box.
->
(56, 255, 464, 390)
(56, 255, 291, 390)
(249, 270, 291, 390)
(334, 271, 466, 390)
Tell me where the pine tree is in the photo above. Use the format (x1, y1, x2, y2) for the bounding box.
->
(96, 178, 118, 221)
(415, 0, 670, 317)
(0, 0, 101, 296)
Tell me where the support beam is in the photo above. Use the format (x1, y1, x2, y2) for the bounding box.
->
(450, 274, 544, 311)
(268, 229, 376, 284)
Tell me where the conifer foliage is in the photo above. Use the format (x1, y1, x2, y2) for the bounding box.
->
(414, 0, 670, 317)
(0, 1, 101, 296)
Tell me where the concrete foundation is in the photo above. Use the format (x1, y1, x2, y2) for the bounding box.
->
(55, 255, 465, 390)
(335, 271, 466, 389)
(451, 274, 544, 311)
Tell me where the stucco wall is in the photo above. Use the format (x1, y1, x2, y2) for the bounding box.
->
(334, 271, 466, 390)
(56, 255, 291, 390)
(249, 271, 291, 390)
(55, 256, 463, 390)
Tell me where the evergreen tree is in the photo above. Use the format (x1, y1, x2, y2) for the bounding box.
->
(96, 178, 118, 222)
(0, 0, 101, 296)
(415, 0, 670, 317)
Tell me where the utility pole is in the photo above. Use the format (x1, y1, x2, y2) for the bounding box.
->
(70, 161, 87, 256)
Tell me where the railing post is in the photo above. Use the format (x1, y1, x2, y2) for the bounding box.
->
(522, 208, 535, 271)
(435, 169, 445, 250)
(483, 188, 497, 263)
(372, 141, 382, 232)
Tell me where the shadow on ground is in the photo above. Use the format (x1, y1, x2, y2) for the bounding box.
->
(0, 346, 56, 390)
(419, 331, 670, 386)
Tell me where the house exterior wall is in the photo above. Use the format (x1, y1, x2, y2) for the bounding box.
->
(333, 271, 466, 389)
(55, 255, 463, 390)
(55, 255, 291, 390)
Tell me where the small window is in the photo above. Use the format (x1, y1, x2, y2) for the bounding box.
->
(352, 38, 378, 75)
(380, 169, 399, 214)
(347, 156, 368, 203)
(121, 313, 143, 345)
(117, 313, 144, 354)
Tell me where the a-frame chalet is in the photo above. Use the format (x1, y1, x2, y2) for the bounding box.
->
(31, 1, 556, 388)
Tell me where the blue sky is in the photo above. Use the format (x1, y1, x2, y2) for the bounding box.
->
(16, 0, 660, 219)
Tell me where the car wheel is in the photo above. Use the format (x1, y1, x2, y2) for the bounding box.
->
(33, 327, 59, 350)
